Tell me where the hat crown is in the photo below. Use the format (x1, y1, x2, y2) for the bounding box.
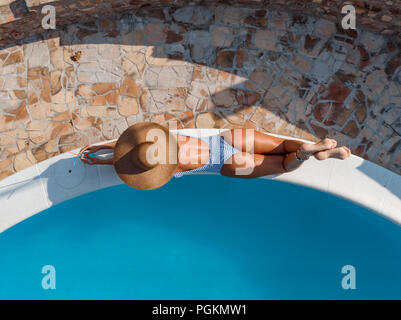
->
(131, 142, 158, 171)
(113, 122, 179, 190)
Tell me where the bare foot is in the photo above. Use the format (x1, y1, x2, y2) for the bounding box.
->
(314, 146, 351, 160)
(299, 138, 337, 158)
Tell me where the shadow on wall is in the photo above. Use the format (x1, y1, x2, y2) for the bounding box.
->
(2, 5, 399, 146)
(1, 5, 339, 140)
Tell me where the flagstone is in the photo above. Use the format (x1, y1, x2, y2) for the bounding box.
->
(32, 146, 48, 162)
(211, 26, 235, 47)
(0, 170, 13, 179)
(3, 51, 23, 66)
(59, 132, 89, 152)
(314, 19, 335, 38)
(50, 48, 69, 70)
(50, 122, 74, 139)
(117, 96, 139, 116)
(144, 23, 167, 44)
(120, 77, 141, 97)
(44, 139, 59, 153)
(86, 105, 105, 117)
(0, 133, 15, 145)
(0, 157, 13, 171)
(92, 83, 118, 95)
(52, 89, 74, 104)
(50, 71, 62, 96)
(13, 151, 36, 172)
(195, 112, 225, 128)
(254, 30, 277, 51)
(28, 102, 51, 120)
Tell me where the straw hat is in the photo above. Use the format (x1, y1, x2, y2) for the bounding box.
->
(113, 122, 179, 190)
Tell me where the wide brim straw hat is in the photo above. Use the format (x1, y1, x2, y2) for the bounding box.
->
(113, 122, 179, 190)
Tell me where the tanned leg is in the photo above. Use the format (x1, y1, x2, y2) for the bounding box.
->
(220, 129, 350, 178)
(221, 153, 287, 178)
(220, 129, 309, 176)
(314, 146, 351, 160)
(221, 129, 337, 155)
(221, 152, 308, 178)
(220, 129, 288, 154)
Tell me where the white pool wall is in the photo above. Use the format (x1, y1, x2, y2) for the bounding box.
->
(0, 129, 400, 233)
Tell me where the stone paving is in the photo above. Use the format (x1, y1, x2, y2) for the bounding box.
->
(0, 5, 401, 180)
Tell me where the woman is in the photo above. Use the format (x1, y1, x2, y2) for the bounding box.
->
(79, 122, 351, 190)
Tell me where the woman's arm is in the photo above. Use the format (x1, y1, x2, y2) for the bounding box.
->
(80, 157, 114, 165)
(79, 141, 116, 165)
(79, 141, 116, 154)
(97, 141, 116, 149)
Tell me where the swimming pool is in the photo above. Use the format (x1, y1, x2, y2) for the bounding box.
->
(0, 175, 400, 299)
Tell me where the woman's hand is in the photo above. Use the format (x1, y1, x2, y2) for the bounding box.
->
(79, 145, 102, 156)
(79, 142, 115, 165)
(80, 154, 98, 165)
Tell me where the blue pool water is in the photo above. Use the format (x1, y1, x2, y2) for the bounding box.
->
(0, 175, 401, 299)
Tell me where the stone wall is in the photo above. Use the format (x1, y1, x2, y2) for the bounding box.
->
(0, 0, 401, 48)
(0, 2, 401, 180)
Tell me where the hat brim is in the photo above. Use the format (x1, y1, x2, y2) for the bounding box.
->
(113, 122, 178, 190)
